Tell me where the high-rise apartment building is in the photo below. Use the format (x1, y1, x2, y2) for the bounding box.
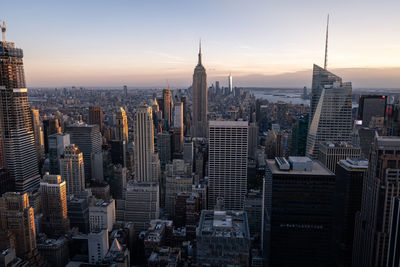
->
(208, 120, 248, 210)
(306, 65, 353, 159)
(266, 157, 335, 266)
(134, 105, 159, 182)
(0, 27, 40, 193)
(60, 144, 85, 195)
(65, 123, 102, 181)
(318, 141, 361, 173)
(192, 43, 208, 138)
(0, 192, 36, 260)
(39, 174, 70, 237)
(114, 107, 128, 143)
(89, 106, 103, 133)
(48, 133, 70, 175)
(173, 101, 184, 153)
(352, 136, 400, 267)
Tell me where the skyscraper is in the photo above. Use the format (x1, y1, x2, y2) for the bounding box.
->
(208, 120, 248, 210)
(134, 105, 159, 182)
(89, 106, 103, 133)
(306, 17, 352, 159)
(123, 85, 128, 97)
(357, 95, 386, 127)
(60, 144, 85, 195)
(333, 158, 368, 266)
(192, 42, 208, 138)
(48, 133, 70, 175)
(30, 109, 44, 162)
(114, 107, 128, 143)
(43, 117, 62, 153)
(0, 23, 40, 193)
(228, 73, 233, 95)
(266, 157, 335, 266)
(163, 89, 171, 127)
(39, 174, 70, 237)
(306, 65, 352, 159)
(65, 123, 102, 181)
(0, 192, 36, 260)
(173, 101, 184, 153)
(352, 136, 400, 267)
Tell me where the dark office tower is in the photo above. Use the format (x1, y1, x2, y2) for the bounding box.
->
(208, 121, 248, 210)
(0, 24, 40, 193)
(65, 123, 102, 181)
(0, 169, 13, 194)
(357, 95, 386, 127)
(215, 81, 220, 95)
(318, 141, 361, 173)
(67, 195, 89, 234)
(333, 158, 368, 267)
(173, 101, 184, 154)
(192, 42, 208, 138)
(163, 89, 171, 127)
(290, 114, 309, 156)
(89, 106, 103, 133)
(43, 117, 62, 153)
(123, 85, 128, 97)
(48, 133, 70, 174)
(40, 174, 70, 237)
(157, 132, 171, 166)
(384, 97, 400, 136)
(266, 157, 335, 266)
(109, 140, 126, 167)
(387, 197, 400, 267)
(352, 136, 400, 267)
(248, 122, 258, 160)
(306, 65, 352, 159)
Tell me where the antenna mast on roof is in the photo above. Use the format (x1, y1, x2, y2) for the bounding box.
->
(324, 15, 329, 70)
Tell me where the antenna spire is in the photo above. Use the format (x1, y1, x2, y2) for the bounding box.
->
(198, 38, 202, 65)
(324, 14, 329, 70)
(1, 21, 6, 43)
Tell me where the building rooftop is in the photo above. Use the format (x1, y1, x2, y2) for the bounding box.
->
(267, 158, 334, 176)
(338, 158, 369, 171)
(198, 210, 249, 239)
(209, 120, 248, 127)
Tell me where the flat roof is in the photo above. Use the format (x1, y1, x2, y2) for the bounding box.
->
(209, 120, 248, 127)
(267, 159, 334, 176)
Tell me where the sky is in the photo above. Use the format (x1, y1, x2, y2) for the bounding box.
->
(2, 0, 400, 88)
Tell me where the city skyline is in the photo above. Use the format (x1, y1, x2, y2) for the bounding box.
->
(2, 0, 400, 88)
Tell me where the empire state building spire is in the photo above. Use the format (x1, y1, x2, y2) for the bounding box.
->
(198, 39, 202, 66)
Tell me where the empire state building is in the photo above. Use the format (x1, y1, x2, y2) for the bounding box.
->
(192, 42, 208, 138)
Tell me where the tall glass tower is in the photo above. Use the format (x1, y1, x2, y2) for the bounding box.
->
(306, 65, 353, 159)
(0, 23, 40, 192)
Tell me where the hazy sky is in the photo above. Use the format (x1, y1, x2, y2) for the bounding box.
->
(2, 0, 400, 88)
